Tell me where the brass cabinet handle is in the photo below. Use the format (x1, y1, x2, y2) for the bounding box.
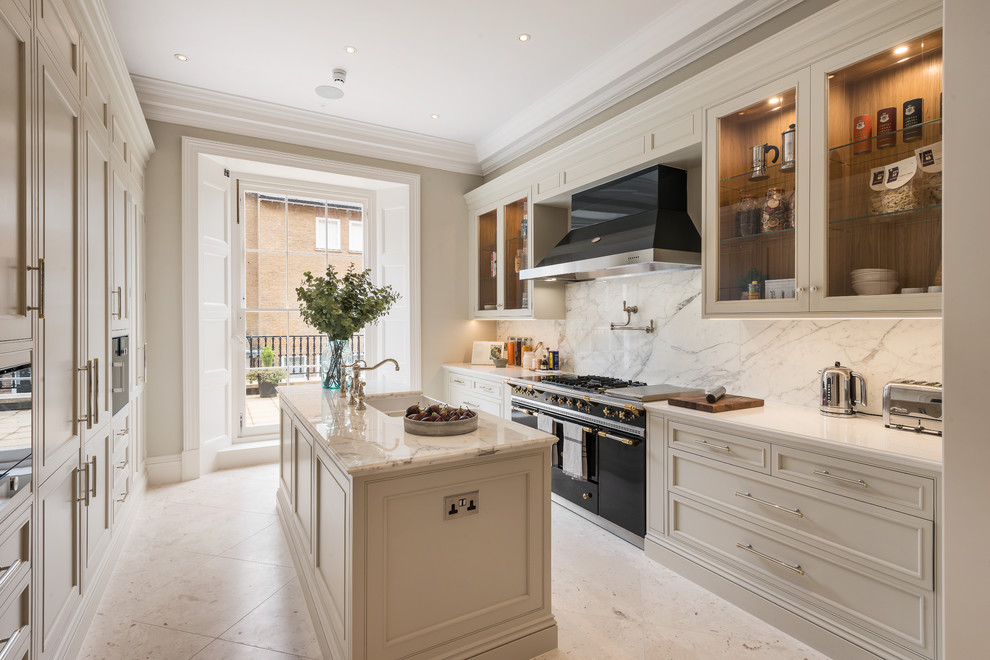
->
(93, 357, 99, 425)
(78, 361, 93, 429)
(598, 431, 641, 446)
(116, 459, 129, 470)
(813, 469, 868, 488)
(735, 491, 803, 518)
(452, 378, 466, 385)
(0, 560, 22, 594)
(143, 342, 148, 382)
(26, 259, 44, 318)
(511, 407, 537, 417)
(686, 437, 730, 452)
(736, 542, 804, 575)
(78, 463, 91, 507)
(116, 491, 128, 504)
(0, 625, 27, 660)
(111, 286, 122, 319)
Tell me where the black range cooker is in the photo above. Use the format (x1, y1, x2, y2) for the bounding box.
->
(507, 374, 700, 547)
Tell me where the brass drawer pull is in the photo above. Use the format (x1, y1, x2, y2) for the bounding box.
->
(736, 542, 805, 575)
(0, 625, 26, 659)
(735, 491, 803, 517)
(813, 469, 868, 488)
(687, 437, 730, 452)
(452, 378, 466, 385)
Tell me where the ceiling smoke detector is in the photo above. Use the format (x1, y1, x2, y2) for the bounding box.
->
(315, 69, 347, 100)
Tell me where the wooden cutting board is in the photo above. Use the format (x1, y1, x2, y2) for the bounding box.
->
(667, 394, 765, 413)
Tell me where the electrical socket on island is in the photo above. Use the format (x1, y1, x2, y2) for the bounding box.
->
(444, 490, 480, 520)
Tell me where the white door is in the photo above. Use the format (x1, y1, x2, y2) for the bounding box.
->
(367, 185, 412, 390)
(197, 157, 232, 472)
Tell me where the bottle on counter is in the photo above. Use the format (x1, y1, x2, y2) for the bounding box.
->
(515, 337, 523, 366)
(506, 338, 516, 366)
(540, 354, 549, 370)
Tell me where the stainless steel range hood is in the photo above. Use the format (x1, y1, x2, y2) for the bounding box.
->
(520, 165, 701, 282)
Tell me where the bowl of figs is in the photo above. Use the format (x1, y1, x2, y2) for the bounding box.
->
(403, 403, 479, 436)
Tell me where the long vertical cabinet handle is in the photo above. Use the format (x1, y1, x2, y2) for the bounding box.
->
(111, 287, 121, 319)
(77, 462, 91, 507)
(143, 342, 148, 382)
(89, 455, 98, 497)
(26, 258, 44, 318)
(77, 360, 92, 429)
(116, 286, 122, 319)
(93, 357, 99, 425)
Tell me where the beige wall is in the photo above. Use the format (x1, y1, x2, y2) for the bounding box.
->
(144, 120, 491, 459)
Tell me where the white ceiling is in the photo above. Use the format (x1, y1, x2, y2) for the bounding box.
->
(105, 0, 800, 174)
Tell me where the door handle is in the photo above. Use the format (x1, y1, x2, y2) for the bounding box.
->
(89, 455, 98, 498)
(77, 463, 91, 507)
(78, 361, 93, 429)
(598, 431, 641, 446)
(26, 258, 44, 318)
(112, 361, 125, 393)
(93, 357, 99, 425)
(112, 286, 122, 319)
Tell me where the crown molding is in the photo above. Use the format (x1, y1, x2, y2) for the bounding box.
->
(134, 76, 482, 176)
(475, 0, 805, 175)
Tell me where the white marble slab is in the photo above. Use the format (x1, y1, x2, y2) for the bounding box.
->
(646, 399, 942, 471)
(278, 384, 556, 477)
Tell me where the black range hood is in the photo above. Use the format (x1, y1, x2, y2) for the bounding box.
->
(520, 165, 701, 282)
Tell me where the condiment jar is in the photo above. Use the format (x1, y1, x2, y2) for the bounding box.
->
(736, 194, 761, 236)
(761, 187, 790, 233)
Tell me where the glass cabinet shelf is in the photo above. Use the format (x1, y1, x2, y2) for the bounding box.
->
(720, 227, 794, 245)
(830, 204, 941, 227)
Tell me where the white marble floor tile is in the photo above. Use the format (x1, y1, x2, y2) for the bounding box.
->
(192, 639, 310, 660)
(76, 619, 213, 660)
(220, 520, 294, 567)
(219, 577, 322, 658)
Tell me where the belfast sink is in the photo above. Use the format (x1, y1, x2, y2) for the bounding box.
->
(362, 392, 434, 416)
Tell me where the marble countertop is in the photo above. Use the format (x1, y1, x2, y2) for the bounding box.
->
(278, 383, 557, 477)
(443, 363, 567, 380)
(645, 400, 942, 472)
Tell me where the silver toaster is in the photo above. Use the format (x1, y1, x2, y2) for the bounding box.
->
(882, 380, 943, 436)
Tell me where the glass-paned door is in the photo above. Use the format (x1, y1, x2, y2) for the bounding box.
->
(716, 88, 798, 303)
(238, 190, 365, 437)
(825, 29, 942, 300)
(476, 208, 498, 313)
(503, 197, 529, 312)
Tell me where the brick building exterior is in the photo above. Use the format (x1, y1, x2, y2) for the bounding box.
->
(243, 191, 364, 374)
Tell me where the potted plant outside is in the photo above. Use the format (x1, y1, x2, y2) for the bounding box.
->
(296, 265, 400, 389)
(247, 367, 287, 398)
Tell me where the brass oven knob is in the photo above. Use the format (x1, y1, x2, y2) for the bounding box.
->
(582, 493, 592, 500)
(602, 407, 611, 416)
(566, 399, 574, 407)
(619, 411, 628, 421)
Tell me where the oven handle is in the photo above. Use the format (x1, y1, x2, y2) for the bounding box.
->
(597, 430, 641, 446)
(511, 405, 539, 417)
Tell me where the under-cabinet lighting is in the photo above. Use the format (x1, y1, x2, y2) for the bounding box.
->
(894, 45, 909, 55)
(174, 53, 188, 61)
(897, 57, 910, 64)
(518, 33, 531, 42)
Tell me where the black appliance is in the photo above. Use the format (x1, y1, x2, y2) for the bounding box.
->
(508, 374, 700, 546)
(519, 165, 702, 282)
(112, 336, 129, 415)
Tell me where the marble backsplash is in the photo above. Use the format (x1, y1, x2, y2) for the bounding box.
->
(497, 270, 942, 414)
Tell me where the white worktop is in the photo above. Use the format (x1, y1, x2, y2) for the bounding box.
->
(278, 383, 557, 477)
(646, 399, 942, 471)
(442, 363, 567, 379)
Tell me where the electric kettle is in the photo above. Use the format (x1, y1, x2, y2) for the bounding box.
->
(819, 361, 867, 416)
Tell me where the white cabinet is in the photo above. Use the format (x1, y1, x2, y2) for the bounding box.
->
(444, 368, 505, 417)
(467, 189, 567, 320)
(0, 0, 32, 344)
(109, 168, 128, 331)
(81, 430, 111, 590)
(703, 16, 943, 319)
(646, 410, 940, 660)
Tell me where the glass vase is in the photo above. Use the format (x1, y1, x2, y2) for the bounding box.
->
(320, 338, 352, 389)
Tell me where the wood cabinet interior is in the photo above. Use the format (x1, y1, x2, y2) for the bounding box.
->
(503, 197, 528, 311)
(716, 89, 797, 302)
(477, 209, 497, 311)
(826, 29, 942, 297)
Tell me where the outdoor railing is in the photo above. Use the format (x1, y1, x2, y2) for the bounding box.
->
(246, 333, 364, 382)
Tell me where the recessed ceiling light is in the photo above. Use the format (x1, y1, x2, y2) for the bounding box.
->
(768, 97, 780, 104)
(345, 46, 356, 54)
(896, 57, 910, 64)
(315, 85, 344, 100)
(431, 114, 439, 119)
(518, 33, 531, 42)
(174, 53, 188, 61)
(894, 45, 909, 55)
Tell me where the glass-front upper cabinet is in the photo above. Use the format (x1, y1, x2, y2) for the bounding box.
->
(704, 72, 810, 315)
(471, 190, 533, 318)
(818, 29, 942, 312)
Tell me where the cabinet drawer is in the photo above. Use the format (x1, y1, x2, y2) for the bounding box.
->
(668, 422, 769, 473)
(446, 373, 471, 391)
(669, 450, 933, 588)
(772, 446, 934, 520)
(113, 472, 130, 519)
(112, 441, 130, 492)
(0, 514, 29, 603)
(471, 378, 502, 399)
(113, 411, 130, 454)
(669, 495, 934, 658)
(0, 583, 28, 660)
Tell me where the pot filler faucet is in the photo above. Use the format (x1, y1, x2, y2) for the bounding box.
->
(346, 359, 400, 411)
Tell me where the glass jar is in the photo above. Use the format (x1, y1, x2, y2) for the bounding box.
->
(736, 194, 761, 236)
(761, 187, 790, 233)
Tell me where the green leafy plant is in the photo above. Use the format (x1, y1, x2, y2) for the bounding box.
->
(260, 346, 276, 368)
(296, 265, 400, 340)
(247, 368, 287, 385)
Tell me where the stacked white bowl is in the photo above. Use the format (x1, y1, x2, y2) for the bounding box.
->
(850, 268, 899, 295)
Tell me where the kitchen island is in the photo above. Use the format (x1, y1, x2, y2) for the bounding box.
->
(276, 384, 558, 660)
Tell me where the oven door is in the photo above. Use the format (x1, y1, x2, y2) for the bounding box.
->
(597, 428, 646, 537)
(509, 400, 540, 430)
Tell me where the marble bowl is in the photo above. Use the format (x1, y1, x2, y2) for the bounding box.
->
(404, 413, 479, 436)
(491, 357, 509, 368)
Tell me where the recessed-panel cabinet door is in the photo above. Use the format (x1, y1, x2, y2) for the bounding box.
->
(38, 453, 81, 659)
(110, 170, 128, 331)
(84, 119, 110, 427)
(38, 45, 81, 482)
(82, 430, 112, 590)
(0, 2, 31, 343)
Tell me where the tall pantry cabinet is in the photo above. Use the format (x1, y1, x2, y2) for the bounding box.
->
(0, 0, 153, 658)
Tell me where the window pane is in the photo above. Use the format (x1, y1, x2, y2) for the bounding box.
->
(349, 220, 363, 252)
(288, 312, 321, 382)
(244, 192, 260, 250)
(288, 252, 328, 301)
(256, 251, 288, 309)
(255, 194, 287, 252)
(245, 311, 288, 370)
